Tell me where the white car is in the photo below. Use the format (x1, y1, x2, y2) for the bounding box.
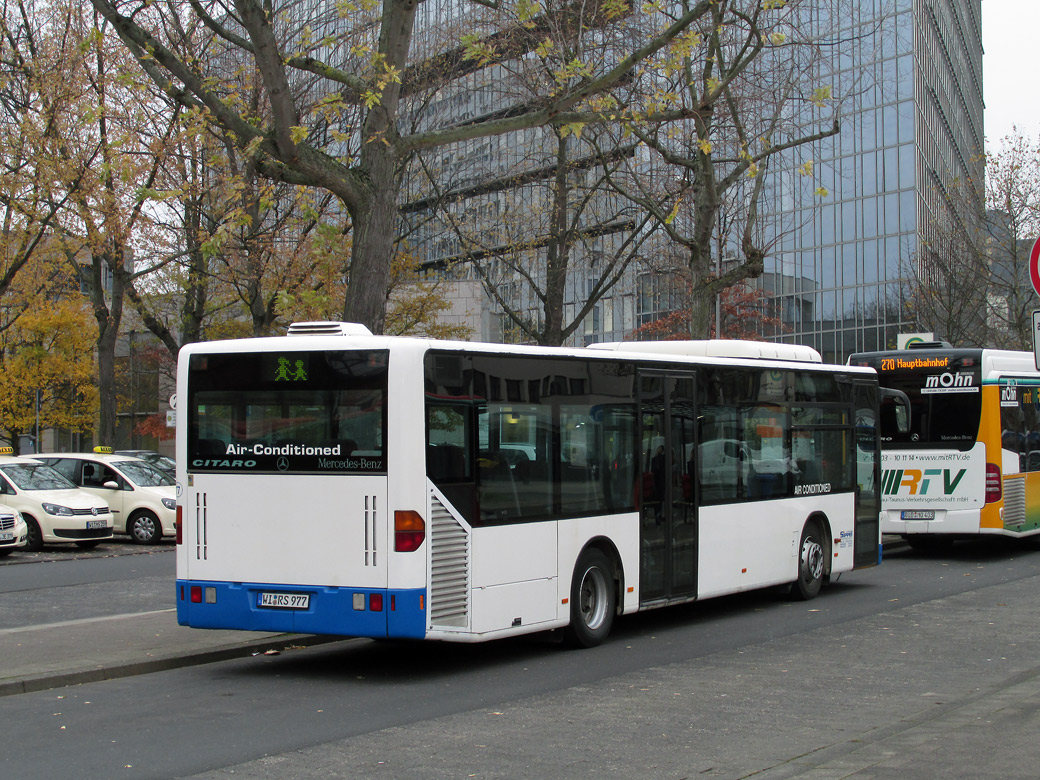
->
(0, 452, 114, 551)
(37, 448, 176, 544)
(0, 502, 27, 556)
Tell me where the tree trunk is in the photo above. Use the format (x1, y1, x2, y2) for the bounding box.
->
(92, 250, 125, 447)
(540, 135, 572, 346)
(342, 169, 400, 334)
(686, 237, 715, 339)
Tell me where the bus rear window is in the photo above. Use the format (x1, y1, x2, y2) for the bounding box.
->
(869, 356, 982, 450)
(187, 350, 388, 473)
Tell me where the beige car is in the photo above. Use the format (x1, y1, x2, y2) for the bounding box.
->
(0, 452, 113, 550)
(0, 502, 28, 556)
(37, 448, 176, 544)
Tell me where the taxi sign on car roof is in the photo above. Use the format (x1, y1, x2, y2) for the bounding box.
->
(93, 446, 114, 454)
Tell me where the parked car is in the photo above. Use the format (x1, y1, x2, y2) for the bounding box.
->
(0, 501, 28, 556)
(36, 447, 176, 544)
(0, 449, 114, 551)
(114, 449, 175, 477)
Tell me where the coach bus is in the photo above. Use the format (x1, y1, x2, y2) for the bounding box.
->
(175, 323, 882, 647)
(849, 343, 1040, 549)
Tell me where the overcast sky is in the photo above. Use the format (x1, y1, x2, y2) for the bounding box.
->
(983, 1, 1039, 151)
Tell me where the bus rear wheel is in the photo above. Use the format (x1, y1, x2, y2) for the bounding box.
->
(791, 521, 825, 600)
(563, 548, 616, 648)
(905, 535, 954, 554)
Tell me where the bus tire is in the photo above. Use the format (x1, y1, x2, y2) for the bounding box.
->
(563, 548, 616, 648)
(791, 520, 825, 600)
(128, 510, 162, 544)
(23, 515, 43, 552)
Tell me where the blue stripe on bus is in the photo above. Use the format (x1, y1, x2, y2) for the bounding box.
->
(175, 580, 427, 639)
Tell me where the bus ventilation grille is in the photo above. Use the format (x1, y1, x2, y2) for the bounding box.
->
(286, 321, 373, 337)
(1003, 476, 1026, 529)
(430, 495, 470, 628)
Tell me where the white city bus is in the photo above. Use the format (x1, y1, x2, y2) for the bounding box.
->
(850, 343, 1040, 549)
(176, 323, 882, 647)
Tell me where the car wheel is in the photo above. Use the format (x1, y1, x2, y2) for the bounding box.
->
(128, 511, 161, 544)
(563, 548, 616, 648)
(23, 515, 43, 551)
(791, 520, 825, 600)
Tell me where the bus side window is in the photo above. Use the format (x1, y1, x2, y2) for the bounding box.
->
(428, 444, 466, 482)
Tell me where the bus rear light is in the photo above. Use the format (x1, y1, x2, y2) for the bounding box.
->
(394, 510, 425, 552)
(369, 593, 383, 612)
(190, 585, 202, 603)
(176, 506, 183, 545)
(985, 463, 1002, 503)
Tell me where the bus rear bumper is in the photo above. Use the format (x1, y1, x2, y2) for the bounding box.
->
(881, 508, 982, 535)
(175, 579, 426, 639)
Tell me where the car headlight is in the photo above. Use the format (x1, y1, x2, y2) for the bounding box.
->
(42, 503, 74, 516)
(161, 497, 176, 510)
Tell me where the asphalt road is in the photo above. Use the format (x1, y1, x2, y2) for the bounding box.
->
(0, 540, 174, 629)
(4, 539, 1040, 779)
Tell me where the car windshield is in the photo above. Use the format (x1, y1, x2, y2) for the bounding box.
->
(0, 462, 77, 491)
(118, 451, 175, 471)
(114, 460, 175, 487)
(149, 454, 175, 471)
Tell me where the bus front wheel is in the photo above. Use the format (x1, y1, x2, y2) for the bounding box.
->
(791, 521, 825, 600)
(563, 548, 616, 648)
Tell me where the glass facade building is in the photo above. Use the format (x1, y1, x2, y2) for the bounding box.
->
(758, 0, 984, 363)
(405, 1, 985, 362)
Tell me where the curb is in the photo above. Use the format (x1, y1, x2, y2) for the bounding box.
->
(0, 633, 344, 698)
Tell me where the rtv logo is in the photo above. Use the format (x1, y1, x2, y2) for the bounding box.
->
(881, 468, 966, 496)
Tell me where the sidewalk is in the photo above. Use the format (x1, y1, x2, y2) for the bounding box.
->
(0, 608, 335, 697)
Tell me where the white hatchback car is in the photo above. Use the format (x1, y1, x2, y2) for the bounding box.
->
(0, 451, 114, 551)
(37, 448, 176, 544)
(0, 501, 28, 556)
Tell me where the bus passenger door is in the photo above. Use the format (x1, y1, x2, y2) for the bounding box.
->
(853, 380, 882, 566)
(638, 371, 697, 603)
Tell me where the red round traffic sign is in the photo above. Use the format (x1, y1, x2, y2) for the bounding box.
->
(1031, 235, 1040, 298)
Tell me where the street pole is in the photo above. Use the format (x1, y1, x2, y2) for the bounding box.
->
(34, 388, 41, 454)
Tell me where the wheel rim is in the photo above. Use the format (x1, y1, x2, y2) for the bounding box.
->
(133, 515, 156, 542)
(801, 535, 824, 585)
(578, 566, 609, 631)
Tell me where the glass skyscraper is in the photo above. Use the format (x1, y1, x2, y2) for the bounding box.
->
(409, 1, 985, 361)
(758, 0, 984, 363)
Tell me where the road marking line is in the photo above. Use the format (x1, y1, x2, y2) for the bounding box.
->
(0, 608, 177, 636)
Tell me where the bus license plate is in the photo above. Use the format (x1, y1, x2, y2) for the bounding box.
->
(901, 510, 935, 520)
(0, 531, 12, 542)
(86, 520, 107, 529)
(258, 592, 310, 609)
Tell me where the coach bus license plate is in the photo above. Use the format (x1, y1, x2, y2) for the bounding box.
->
(86, 520, 107, 529)
(258, 592, 310, 609)
(901, 510, 935, 520)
